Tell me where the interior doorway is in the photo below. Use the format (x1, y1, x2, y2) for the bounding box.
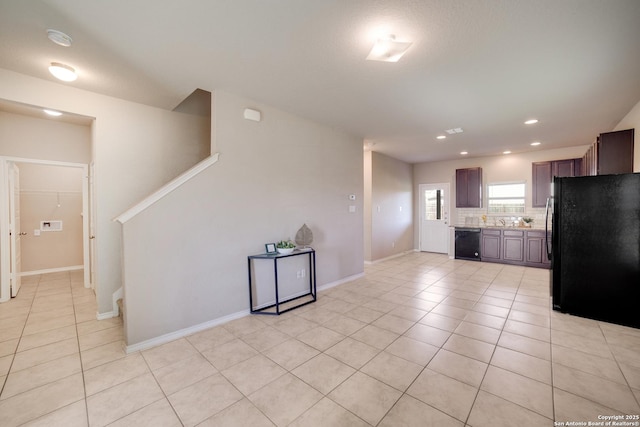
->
(419, 183, 450, 254)
(0, 157, 90, 301)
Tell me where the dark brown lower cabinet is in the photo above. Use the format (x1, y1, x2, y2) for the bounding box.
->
(481, 229, 550, 269)
(481, 230, 501, 261)
(503, 230, 524, 263)
(524, 230, 551, 268)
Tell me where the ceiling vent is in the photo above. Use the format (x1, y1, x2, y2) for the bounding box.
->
(47, 29, 73, 47)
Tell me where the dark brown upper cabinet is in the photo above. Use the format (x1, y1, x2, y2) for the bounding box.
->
(582, 128, 634, 176)
(456, 167, 482, 208)
(531, 158, 581, 207)
(598, 129, 634, 175)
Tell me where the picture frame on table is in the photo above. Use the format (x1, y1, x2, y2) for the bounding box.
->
(265, 243, 277, 254)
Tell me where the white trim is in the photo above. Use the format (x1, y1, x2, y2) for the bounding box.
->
(125, 308, 248, 354)
(0, 160, 9, 302)
(123, 272, 365, 354)
(364, 250, 415, 265)
(317, 272, 365, 292)
(114, 153, 220, 224)
(112, 287, 123, 317)
(97, 310, 118, 320)
(20, 265, 83, 276)
(0, 156, 87, 169)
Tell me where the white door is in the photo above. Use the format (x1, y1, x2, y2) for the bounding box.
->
(419, 183, 450, 253)
(8, 163, 22, 297)
(88, 163, 96, 290)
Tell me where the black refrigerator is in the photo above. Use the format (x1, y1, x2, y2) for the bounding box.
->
(549, 173, 640, 329)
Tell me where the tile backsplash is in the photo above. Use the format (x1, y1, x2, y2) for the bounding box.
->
(455, 208, 549, 229)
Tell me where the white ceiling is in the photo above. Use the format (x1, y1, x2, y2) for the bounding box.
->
(1, 0, 639, 163)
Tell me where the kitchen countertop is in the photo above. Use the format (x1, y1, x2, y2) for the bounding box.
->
(455, 225, 547, 231)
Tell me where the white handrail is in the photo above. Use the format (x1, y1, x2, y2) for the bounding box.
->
(114, 152, 219, 224)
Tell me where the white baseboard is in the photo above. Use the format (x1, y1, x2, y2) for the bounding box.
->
(123, 273, 364, 354)
(112, 287, 123, 317)
(364, 250, 415, 265)
(21, 265, 83, 276)
(96, 310, 118, 320)
(124, 309, 249, 354)
(317, 272, 365, 292)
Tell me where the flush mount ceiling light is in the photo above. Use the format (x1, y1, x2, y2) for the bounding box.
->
(503, 150, 512, 154)
(436, 135, 446, 140)
(530, 141, 541, 146)
(48, 62, 77, 82)
(47, 29, 73, 47)
(445, 128, 464, 134)
(43, 109, 62, 116)
(524, 119, 539, 125)
(460, 151, 468, 155)
(366, 34, 412, 63)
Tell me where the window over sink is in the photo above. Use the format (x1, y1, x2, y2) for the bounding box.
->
(487, 182, 525, 214)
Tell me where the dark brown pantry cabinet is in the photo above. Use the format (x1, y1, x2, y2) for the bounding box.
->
(456, 167, 482, 208)
(531, 158, 581, 207)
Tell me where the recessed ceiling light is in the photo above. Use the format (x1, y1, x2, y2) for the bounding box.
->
(48, 62, 77, 82)
(43, 109, 62, 116)
(445, 128, 464, 134)
(436, 135, 446, 140)
(503, 151, 512, 154)
(366, 34, 412, 62)
(47, 29, 73, 47)
(460, 151, 468, 155)
(530, 141, 541, 146)
(525, 119, 539, 125)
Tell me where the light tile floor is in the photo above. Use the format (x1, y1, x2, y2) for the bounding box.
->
(1, 253, 640, 426)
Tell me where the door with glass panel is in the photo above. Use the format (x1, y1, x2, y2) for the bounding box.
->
(419, 183, 449, 253)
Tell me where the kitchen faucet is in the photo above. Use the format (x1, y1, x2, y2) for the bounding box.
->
(498, 219, 506, 227)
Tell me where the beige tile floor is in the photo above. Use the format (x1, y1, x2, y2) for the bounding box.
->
(1, 253, 639, 426)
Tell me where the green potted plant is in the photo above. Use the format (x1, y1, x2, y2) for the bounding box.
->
(276, 239, 296, 254)
(522, 217, 534, 227)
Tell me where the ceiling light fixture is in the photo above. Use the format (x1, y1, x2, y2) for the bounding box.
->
(525, 119, 539, 125)
(47, 29, 73, 47)
(460, 151, 468, 155)
(530, 141, 541, 146)
(503, 151, 512, 154)
(43, 109, 62, 116)
(445, 128, 464, 134)
(366, 34, 412, 63)
(436, 135, 446, 140)
(48, 62, 77, 82)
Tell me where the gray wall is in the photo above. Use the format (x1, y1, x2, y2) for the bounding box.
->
(364, 151, 413, 262)
(19, 163, 84, 272)
(122, 90, 364, 346)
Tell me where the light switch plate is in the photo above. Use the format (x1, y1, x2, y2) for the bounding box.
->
(349, 205, 356, 213)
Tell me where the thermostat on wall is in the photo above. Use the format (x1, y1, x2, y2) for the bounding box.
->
(41, 220, 63, 232)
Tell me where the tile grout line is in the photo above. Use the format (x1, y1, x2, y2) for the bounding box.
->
(0, 273, 40, 400)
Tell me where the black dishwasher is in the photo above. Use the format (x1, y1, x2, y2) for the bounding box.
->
(455, 228, 481, 261)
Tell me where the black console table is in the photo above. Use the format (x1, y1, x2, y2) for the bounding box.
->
(247, 248, 316, 315)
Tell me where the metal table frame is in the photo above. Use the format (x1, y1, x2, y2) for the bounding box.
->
(247, 248, 316, 315)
